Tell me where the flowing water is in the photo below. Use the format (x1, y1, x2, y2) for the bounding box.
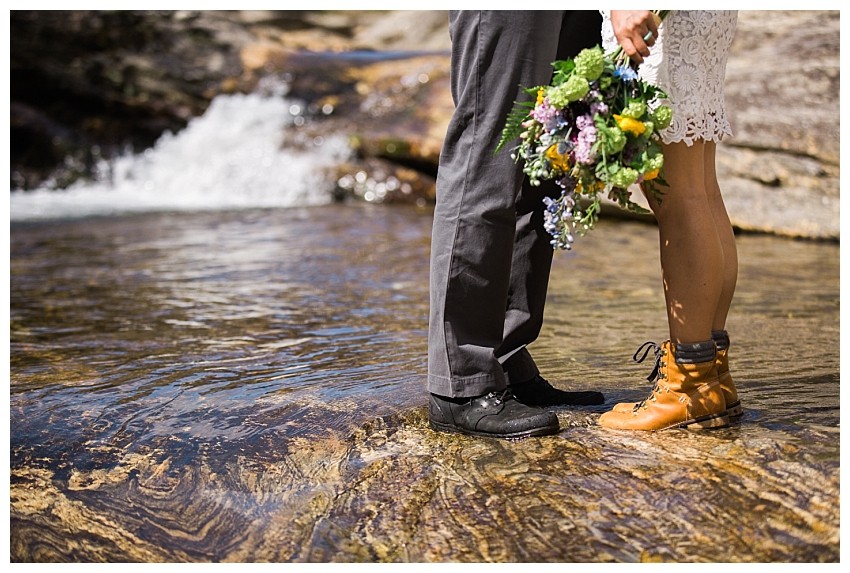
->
(9, 90, 840, 563)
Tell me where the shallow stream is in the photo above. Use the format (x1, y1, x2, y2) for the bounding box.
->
(10, 204, 839, 562)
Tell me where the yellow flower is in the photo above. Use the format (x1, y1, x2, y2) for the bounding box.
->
(576, 180, 605, 195)
(614, 114, 646, 137)
(545, 145, 570, 173)
(643, 168, 660, 181)
(536, 88, 545, 106)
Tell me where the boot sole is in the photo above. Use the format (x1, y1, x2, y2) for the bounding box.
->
(429, 419, 559, 439)
(676, 411, 731, 431)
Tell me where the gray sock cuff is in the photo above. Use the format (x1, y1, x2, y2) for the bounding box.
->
(674, 340, 716, 364)
(711, 330, 730, 351)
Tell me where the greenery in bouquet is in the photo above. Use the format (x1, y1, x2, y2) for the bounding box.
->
(497, 31, 673, 250)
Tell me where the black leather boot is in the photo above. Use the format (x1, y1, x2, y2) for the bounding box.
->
(429, 389, 559, 439)
(510, 375, 605, 406)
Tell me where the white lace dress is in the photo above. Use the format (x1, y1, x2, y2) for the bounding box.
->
(601, 10, 738, 146)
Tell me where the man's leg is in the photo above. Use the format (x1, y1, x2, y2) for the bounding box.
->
(496, 176, 559, 385)
(495, 12, 605, 406)
(496, 176, 604, 407)
(428, 11, 567, 398)
(427, 11, 572, 437)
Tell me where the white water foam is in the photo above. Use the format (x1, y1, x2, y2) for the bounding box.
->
(10, 90, 352, 221)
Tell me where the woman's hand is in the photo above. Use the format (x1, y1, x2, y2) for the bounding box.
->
(610, 10, 660, 65)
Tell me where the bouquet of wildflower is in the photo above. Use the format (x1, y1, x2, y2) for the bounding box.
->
(497, 18, 672, 250)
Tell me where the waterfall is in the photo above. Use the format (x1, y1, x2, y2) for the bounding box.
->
(9, 86, 352, 221)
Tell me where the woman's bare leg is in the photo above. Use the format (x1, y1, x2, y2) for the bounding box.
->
(645, 140, 724, 344)
(703, 141, 738, 331)
(599, 139, 735, 429)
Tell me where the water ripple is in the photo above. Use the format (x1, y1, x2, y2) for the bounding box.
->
(10, 207, 838, 561)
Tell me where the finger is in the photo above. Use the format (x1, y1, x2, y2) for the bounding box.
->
(646, 19, 659, 45)
(634, 35, 651, 59)
(624, 40, 644, 65)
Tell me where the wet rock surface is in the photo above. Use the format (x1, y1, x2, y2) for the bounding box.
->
(10, 206, 839, 562)
(10, 10, 839, 239)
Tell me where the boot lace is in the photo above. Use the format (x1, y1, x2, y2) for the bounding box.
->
(632, 341, 665, 412)
(483, 389, 513, 405)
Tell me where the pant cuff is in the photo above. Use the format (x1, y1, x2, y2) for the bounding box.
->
(427, 371, 506, 399)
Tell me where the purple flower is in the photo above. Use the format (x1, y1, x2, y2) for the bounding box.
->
(576, 114, 594, 131)
(574, 124, 598, 165)
(590, 101, 608, 116)
(542, 195, 560, 213)
(531, 100, 558, 129)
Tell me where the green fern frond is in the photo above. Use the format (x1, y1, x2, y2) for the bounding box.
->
(495, 92, 538, 153)
(495, 101, 534, 153)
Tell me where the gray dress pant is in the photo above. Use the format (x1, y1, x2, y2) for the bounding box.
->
(428, 11, 602, 398)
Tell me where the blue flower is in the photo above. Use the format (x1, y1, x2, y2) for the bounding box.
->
(614, 65, 639, 81)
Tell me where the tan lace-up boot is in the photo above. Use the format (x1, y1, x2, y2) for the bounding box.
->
(609, 341, 667, 414)
(598, 340, 729, 431)
(610, 332, 742, 418)
(713, 330, 742, 418)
